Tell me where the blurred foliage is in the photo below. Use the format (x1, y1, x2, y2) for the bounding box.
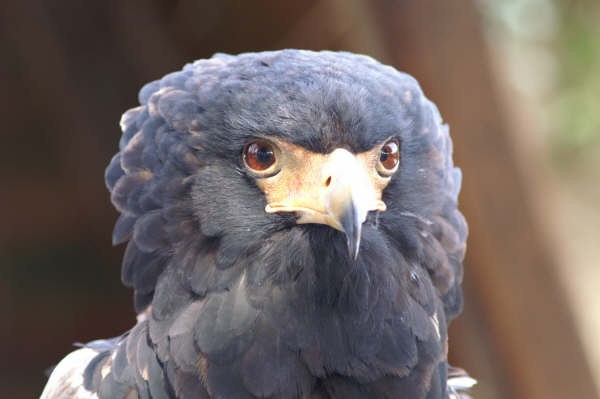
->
(552, 0, 600, 162)
(479, 0, 600, 163)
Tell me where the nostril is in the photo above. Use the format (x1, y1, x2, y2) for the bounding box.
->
(324, 176, 332, 187)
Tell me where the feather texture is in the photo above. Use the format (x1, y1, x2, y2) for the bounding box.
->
(43, 50, 473, 399)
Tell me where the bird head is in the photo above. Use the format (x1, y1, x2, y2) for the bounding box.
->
(244, 136, 394, 259)
(105, 50, 466, 315)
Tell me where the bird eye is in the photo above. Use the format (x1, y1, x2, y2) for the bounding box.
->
(243, 140, 277, 173)
(377, 139, 400, 176)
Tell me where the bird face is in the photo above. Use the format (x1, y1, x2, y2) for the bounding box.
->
(107, 49, 466, 322)
(242, 136, 398, 259)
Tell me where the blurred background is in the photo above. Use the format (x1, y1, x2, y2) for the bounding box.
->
(1, 0, 599, 398)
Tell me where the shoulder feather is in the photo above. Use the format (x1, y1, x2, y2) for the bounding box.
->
(40, 348, 100, 399)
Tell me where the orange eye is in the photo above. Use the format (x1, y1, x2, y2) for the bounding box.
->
(243, 140, 277, 172)
(378, 139, 400, 175)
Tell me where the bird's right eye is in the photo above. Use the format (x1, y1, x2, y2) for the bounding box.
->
(243, 140, 277, 173)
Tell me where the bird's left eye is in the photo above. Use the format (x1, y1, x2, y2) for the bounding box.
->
(377, 139, 400, 176)
(243, 140, 278, 174)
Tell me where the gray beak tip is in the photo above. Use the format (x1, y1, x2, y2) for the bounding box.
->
(340, 202, 363, 260)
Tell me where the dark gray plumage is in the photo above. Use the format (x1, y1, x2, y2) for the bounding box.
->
(41, 50, 473, 399)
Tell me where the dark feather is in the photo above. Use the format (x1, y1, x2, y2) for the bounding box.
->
(171, 369, 210, 399)
(193, 282, 259, 364)
(43, 50, 473, 399)
(168, 301, 205, 373)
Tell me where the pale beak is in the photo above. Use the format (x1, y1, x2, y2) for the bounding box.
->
(265, 148, 386, 259)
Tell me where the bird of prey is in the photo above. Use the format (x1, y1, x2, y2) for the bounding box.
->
(41, 50, 474, 399)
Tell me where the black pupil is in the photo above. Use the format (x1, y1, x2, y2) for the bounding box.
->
(380, 147, 390, 163)
(256, 145, 274, 165)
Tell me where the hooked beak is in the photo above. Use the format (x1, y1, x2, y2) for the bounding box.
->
(338, 199, 363, 260)
(264, 148, 386, 259)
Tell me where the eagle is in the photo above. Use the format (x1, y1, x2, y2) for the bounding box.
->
(41, 50, 475, 399)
